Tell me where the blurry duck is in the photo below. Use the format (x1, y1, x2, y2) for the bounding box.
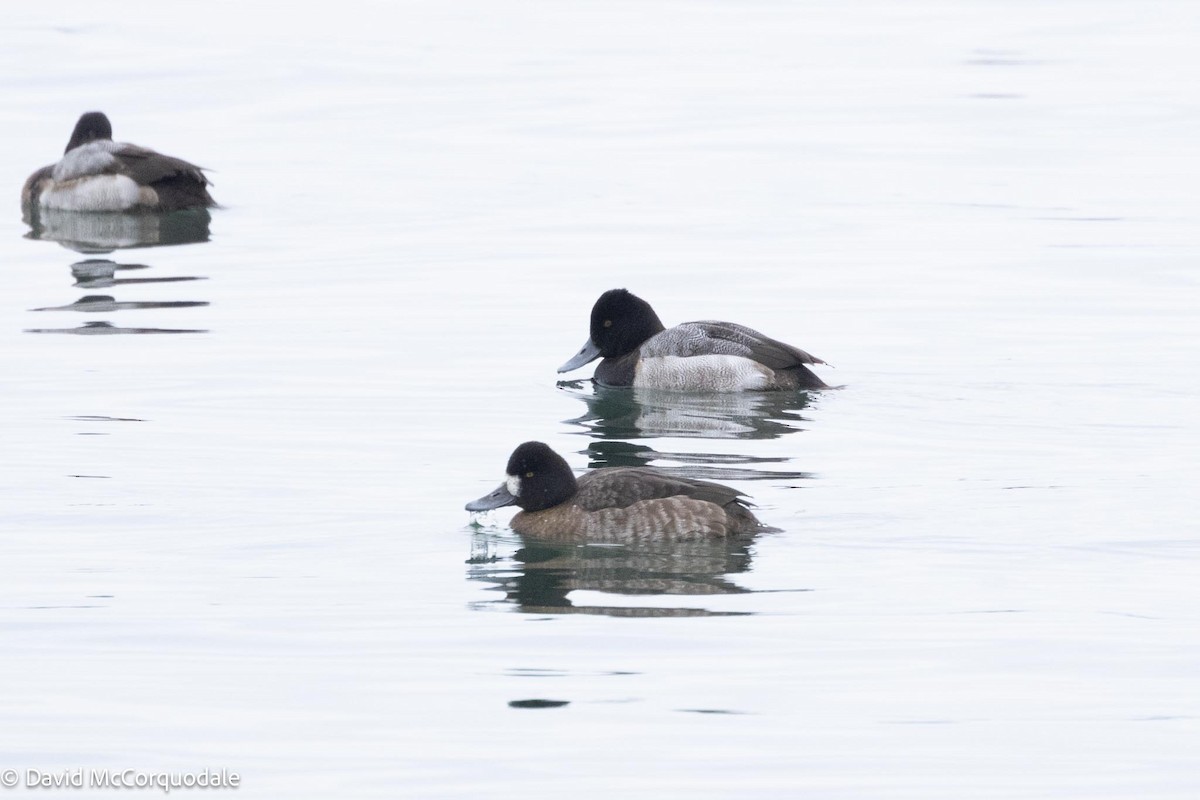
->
(22, 112, 215, 213)
(558, 289, 829, 391)
(466, 441, 763, 541)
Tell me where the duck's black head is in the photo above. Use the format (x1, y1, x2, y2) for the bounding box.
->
(504, 441, 577, 511)
(557, 288, 667, 374)
(589, 289, 666, 358)
(65, 112, 113, 153)
(465, 441, 578, 513)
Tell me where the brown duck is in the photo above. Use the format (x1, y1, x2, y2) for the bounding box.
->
(466, 441, 762, 542)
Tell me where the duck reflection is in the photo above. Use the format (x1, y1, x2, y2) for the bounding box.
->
(26, 260, 209, 335)
(467, 531, 769, 617)
(32, 296, 208, 313)
(71, 259, 205, 289)
(25, 321, 207, 335)
(24, 207, 211, 253)
(583, 441, 813, 482)
(23, 210, 211, 336)
(560, 382, 814, 441)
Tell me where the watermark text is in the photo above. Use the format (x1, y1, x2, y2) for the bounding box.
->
(1, 768, 239, 793)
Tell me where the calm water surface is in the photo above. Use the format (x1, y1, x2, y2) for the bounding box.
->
(2, 1, 1198, 798)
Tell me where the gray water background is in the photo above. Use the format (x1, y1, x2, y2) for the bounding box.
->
(2, 1, 1198, 797)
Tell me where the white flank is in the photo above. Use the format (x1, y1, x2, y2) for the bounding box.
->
(39, 175, 143, 211)
(634, 355, 772, 392)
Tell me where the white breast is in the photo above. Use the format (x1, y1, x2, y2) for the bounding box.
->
(39, 175, 147, 211)
(633, 355, 773, 392)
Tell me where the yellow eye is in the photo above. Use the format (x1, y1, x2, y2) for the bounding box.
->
(603, 319, 612, 328)
(525, 471, 535, 478)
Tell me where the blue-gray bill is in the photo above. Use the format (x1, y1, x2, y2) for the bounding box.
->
(557, 338, 601, 373)
(465, 483, 517, 512)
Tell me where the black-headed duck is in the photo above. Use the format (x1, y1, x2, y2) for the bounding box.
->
(558, 289, 828, 391)
(466, 441, 762, 541)
(23, 112, 215, 213)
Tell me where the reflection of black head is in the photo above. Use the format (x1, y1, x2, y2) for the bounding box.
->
(66, 112, 113, 153)
(589, 289, 666, 358)
(506, 441, 578, 512)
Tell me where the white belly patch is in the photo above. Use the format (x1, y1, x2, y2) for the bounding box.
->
(633, 355, 772, 392)
(40, 175, 148, 211)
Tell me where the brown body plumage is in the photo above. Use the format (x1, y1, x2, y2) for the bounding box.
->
(467, 443, 762, 542)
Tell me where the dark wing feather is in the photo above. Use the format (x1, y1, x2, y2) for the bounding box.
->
(112, 144, 207, 185)
(112, 144, 214, 209)
(575, 467, 749, 512)
(687, 321, 825, 369)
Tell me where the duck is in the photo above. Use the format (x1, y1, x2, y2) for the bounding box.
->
(557, 288, 829, 391)
(465, 441, 762, 540)
(22, 112, 215, 213)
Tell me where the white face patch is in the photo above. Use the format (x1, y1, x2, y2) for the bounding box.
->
(634, 355, 773, 392)
(40, 175, 142, 211)
(505, 475, 522, 497)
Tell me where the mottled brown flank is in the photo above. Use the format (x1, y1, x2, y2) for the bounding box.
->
(511, 475, 761, 543)
(512, 498, 723, 541)
(21, 166, 53, 208)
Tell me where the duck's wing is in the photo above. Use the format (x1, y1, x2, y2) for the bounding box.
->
(110, 144, 214, 209)
(575, 467, 749, 512)
(666, 321, 825, 369)
(48, 140, 214, 209)
(111, 144, 210, 188)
